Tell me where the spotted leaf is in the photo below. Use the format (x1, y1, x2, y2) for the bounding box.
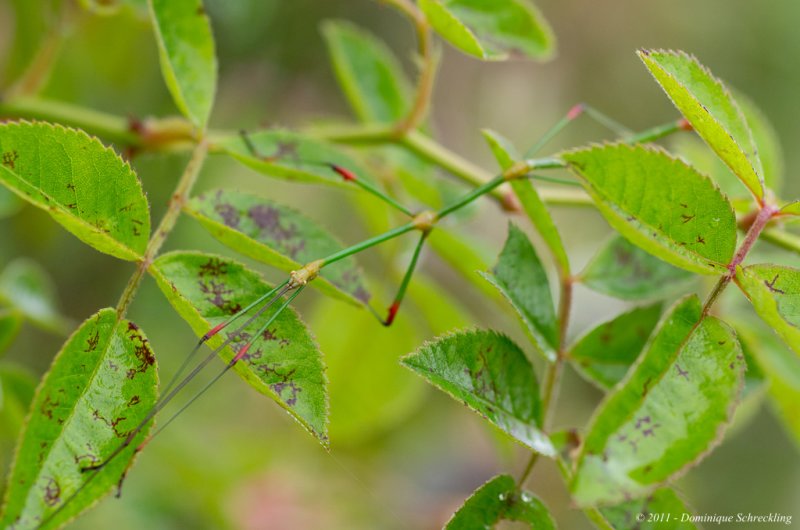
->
(563, 143, 736, 275)
(569, 304, 662, 390)
(0, 122, 150, 260)
(402, 329, 554, 456)
(580, 236, 694, 301)
(0, 309, 157, 529)
(186, 189, 370, 307)
(571, 296, 744, 506)
(215, 129, 372, 186)
(735, 264, 800, 359)
(149, 251, 328, 443)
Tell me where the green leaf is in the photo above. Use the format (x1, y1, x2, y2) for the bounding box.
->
(321, 20, 411, 123)
(563, 143, 736, 275)
(570, 304, 662, 390)
(480, 223, 558, 359)
(402, 329, 554, 456)
(580, 235, 695, 301)
(214, 129, 372, 186)
(601, 488, 699, 530)
(310, 297, 424, 445)
(638, 49, 763, 200)
(149, 0, 217, 129)
(0, 122, 150, 261)
(483, 129, 569, 274)
(0, 259, 69, 334)
(735, 264, 800, 358)
(0, 311, 23, 357)
(571, 296, 744, 506)
(419, 0, 554, 61)
(0, 308, 158, 529)
(150, 251, 328, 443)
(185, 189, 370, 307)
(445, 474, 556, 529)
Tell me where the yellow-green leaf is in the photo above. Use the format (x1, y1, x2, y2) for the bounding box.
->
(419, 0, 555, 61)
(638, 49, 763, 200)
(735, 264, 800, 358)
(563, 143, 736, 275)
(0, 122, 150, 261)
(149, 0, 217, 129)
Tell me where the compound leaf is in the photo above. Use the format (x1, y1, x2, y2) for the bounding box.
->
(638, 49, 763, 200)
(0, 308, 157, 530)
(186, 189, 370, 307)
(580, 236, 694, 301)
(402, 329, 554, 456)
(419, 0, 554, 61)
(570, 304, 662, 390)
(150, 251, 328, 444)
(0, 122, 150, 261)
(735, 264, 800, 358)
(445, 474, 556, 529)
(149, 0, 217, 129)
(563, 143, 736, 275)
(480, 223, 558, 360)
(571, 296, 744, 506)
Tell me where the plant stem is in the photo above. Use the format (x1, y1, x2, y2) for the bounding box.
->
(116, 141, 209, 319)
(320, 221, 419, 267)
(0, 96, 197, 151)
(624, 118, 690, 144)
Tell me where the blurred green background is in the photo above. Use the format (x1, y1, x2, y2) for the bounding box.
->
(0, 0, 799, 528)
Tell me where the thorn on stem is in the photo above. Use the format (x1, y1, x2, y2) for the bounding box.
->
(678, 118, 693, 131)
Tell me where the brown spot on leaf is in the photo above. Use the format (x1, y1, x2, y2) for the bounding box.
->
(675, 364, 689, 380)
(43, 477, 61, 507)
(214, 203, 240, 228)
(2, 151, 19, 169)
(696, 235, 706, 244)
(681, 214, 695, 223)
(85, 331, 100, 352)
(199, 258, 227, 278)
(92, 409, 128, 438)
(765, 274, 785, 294)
